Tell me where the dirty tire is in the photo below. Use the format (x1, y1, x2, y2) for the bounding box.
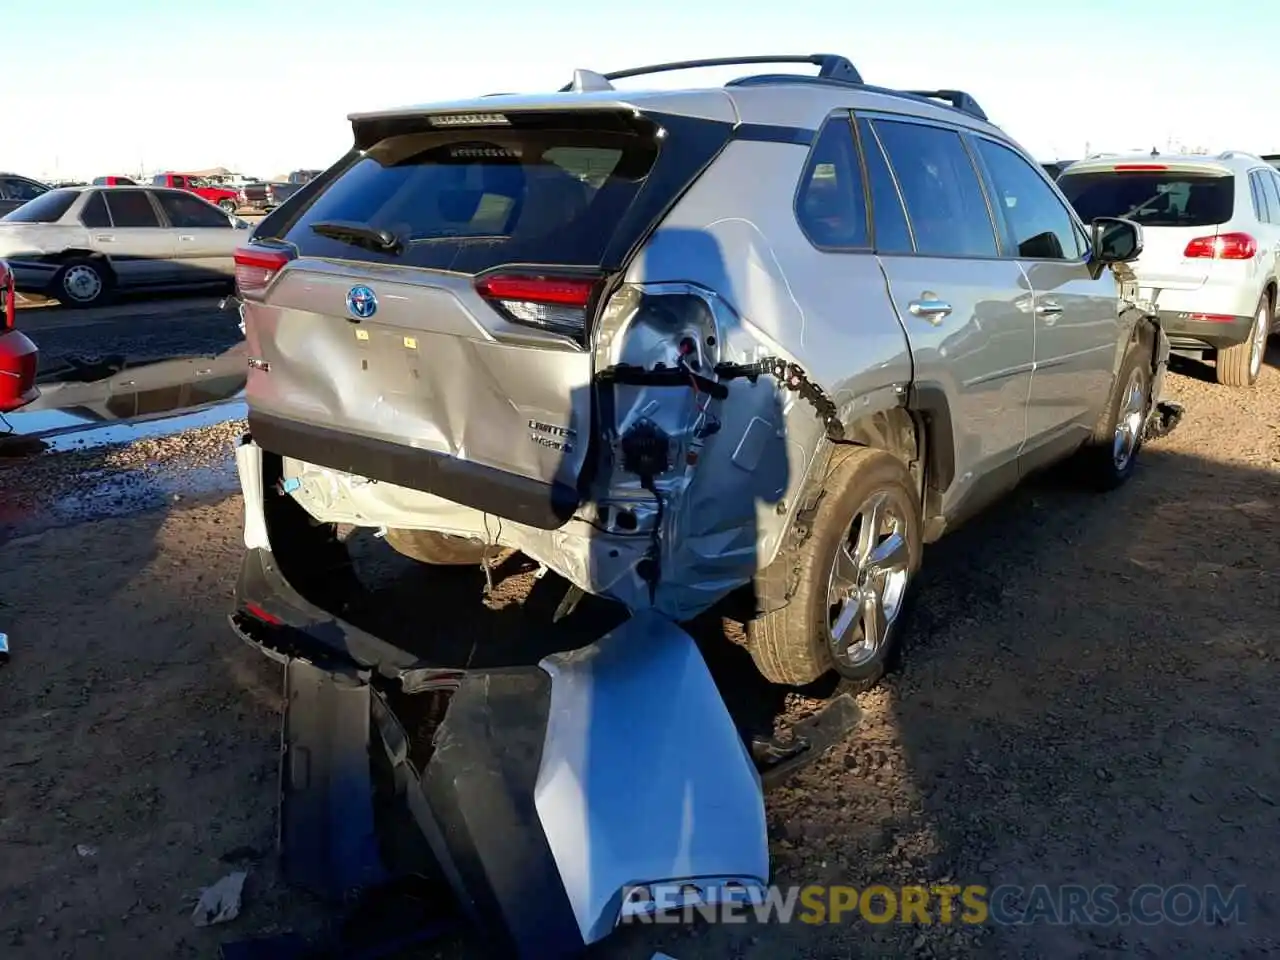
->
(1215, 293, 1269, 388)
(384, 528, 488, 566)
(746, 446, 923, 689)
(1077, 343, 1151, 491)
(50, 257, 112, 308)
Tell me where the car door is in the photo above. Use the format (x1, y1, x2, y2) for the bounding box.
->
(969, 134, 1121, 459)
(97, 190, 177, 287)
(859, 114, 1033, 519)
(1257, 170, 1280, 327)
(154, 189, 239, 282)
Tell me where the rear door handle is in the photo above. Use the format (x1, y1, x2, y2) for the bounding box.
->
(1036, 301, 1064, 323)
(907, 296, 953, 324)
(95, 234, 115, 242)
(178, 235, 195, 242)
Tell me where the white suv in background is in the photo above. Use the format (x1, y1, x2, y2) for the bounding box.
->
(1058, 152, 1280, 387)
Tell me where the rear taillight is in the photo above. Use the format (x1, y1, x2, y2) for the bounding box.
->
(234, 244, 294, 295)
(474, 273, 600, 337)
(1184, 232, 1257, 260)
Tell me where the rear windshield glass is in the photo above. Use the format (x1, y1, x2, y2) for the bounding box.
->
(2, 189, 77, 223)
(1058, 171, 1234, 227)
(279, 127, 661, 273)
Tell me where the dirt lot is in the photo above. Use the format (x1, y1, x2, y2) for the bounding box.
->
(2, 349, 1279, 959)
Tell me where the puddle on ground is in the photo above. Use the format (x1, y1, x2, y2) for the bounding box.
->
(0, 345, 250, 539)
(2, 346, 247, 452)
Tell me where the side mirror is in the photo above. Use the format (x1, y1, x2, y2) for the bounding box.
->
(1091, 216, 1143, 263)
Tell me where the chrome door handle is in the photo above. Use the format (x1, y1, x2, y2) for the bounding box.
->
(908, 296, 952, 324)
(95, 235, 115, 242)
(1036, 301, 1064, 323)
(178, 235, 195, 242)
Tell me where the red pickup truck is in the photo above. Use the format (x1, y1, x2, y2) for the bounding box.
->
(149, 173, 241, 213)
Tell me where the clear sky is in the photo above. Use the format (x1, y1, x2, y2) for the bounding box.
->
(8, 0, 1272, 181)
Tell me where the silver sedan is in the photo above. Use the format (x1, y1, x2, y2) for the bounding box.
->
(0, 185, 252, 307)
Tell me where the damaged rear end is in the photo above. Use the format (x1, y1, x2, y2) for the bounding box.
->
(230, 96, 791, 955)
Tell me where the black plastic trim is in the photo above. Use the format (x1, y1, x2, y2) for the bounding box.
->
(733, 123, 816, 146)
(248, 411, 580, 531)
(906, 382, 956, 493)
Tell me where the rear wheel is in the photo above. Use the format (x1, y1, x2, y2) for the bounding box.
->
(50, 257, 112, 308)
(1215, 294, 1269, 387)
(746, 447, 923, 689)
(384, 528, 488, 566)
(1077, 343, 1151, 490)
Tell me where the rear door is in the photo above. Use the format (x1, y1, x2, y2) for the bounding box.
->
(97, 190, 177, 286)
(241, 109, 715, 528)
(860, 114, 1033, 510)
(969, 134, 1121, 450)
(1057, 163, 1237, 302)
(154, 189, 238, 281)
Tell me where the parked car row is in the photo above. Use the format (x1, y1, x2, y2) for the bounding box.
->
(0, 185, 250, 306)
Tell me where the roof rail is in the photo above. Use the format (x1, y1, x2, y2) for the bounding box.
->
(557, 54, 862, 92)
(553, 54, 992, 124)
(899, 89, 988, 122)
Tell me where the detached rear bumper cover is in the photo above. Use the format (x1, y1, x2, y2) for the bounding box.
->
(233, 440, 769, 954)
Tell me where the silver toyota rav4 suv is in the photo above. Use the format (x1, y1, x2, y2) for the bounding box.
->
(226, 55, 1176, 955)
(231, 54, 1168, 690)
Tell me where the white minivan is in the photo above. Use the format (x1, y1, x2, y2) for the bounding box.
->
(1059, 152, 1280, 387)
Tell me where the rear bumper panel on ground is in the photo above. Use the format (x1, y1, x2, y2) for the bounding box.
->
(229, 437, 770, 955)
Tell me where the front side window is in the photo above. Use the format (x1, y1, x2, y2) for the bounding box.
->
(870, 119, 999, 258)
(1, 177, 47, 202)
(157, 190, 229, 228)
(974, 137, 1084, 260)
(794, 115, 868, 249)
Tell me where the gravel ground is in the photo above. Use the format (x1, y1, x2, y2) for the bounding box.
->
(0, 348, 1278, 958)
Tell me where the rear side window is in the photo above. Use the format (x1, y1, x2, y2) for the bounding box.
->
(857, 118, 912, 254)
(1057, 170, 1234, 227)
(1, 189, 76, 222)
(279, 120, 663, 273)
(1265, 172, 1280, 224)
(794, 116, 868, 248)
(870, 119, 999, 258)
(973, 137, 1084, 260)
(80, 192, 111, 227)
(105, 191, 160, 227)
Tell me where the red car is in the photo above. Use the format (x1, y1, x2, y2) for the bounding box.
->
(150, 172, 241, 214)
(0, 260, 38, 413)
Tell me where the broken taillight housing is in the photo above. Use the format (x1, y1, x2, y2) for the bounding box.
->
(0, 259, 38, 413)
(474, 272, 601, 338)
(1183, 232, 1257, 260)
(234, 244, 295, 295)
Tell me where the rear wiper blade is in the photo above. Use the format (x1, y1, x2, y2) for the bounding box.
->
(309, 220, 403, 254)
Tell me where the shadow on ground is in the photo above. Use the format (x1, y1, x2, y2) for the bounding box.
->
(1, 431, 1277, 959)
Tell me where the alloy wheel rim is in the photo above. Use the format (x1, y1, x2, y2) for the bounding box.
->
(1111, 368, 1146, 471)
(825, 490, 911, 670)
(63, 265, 102, 302)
